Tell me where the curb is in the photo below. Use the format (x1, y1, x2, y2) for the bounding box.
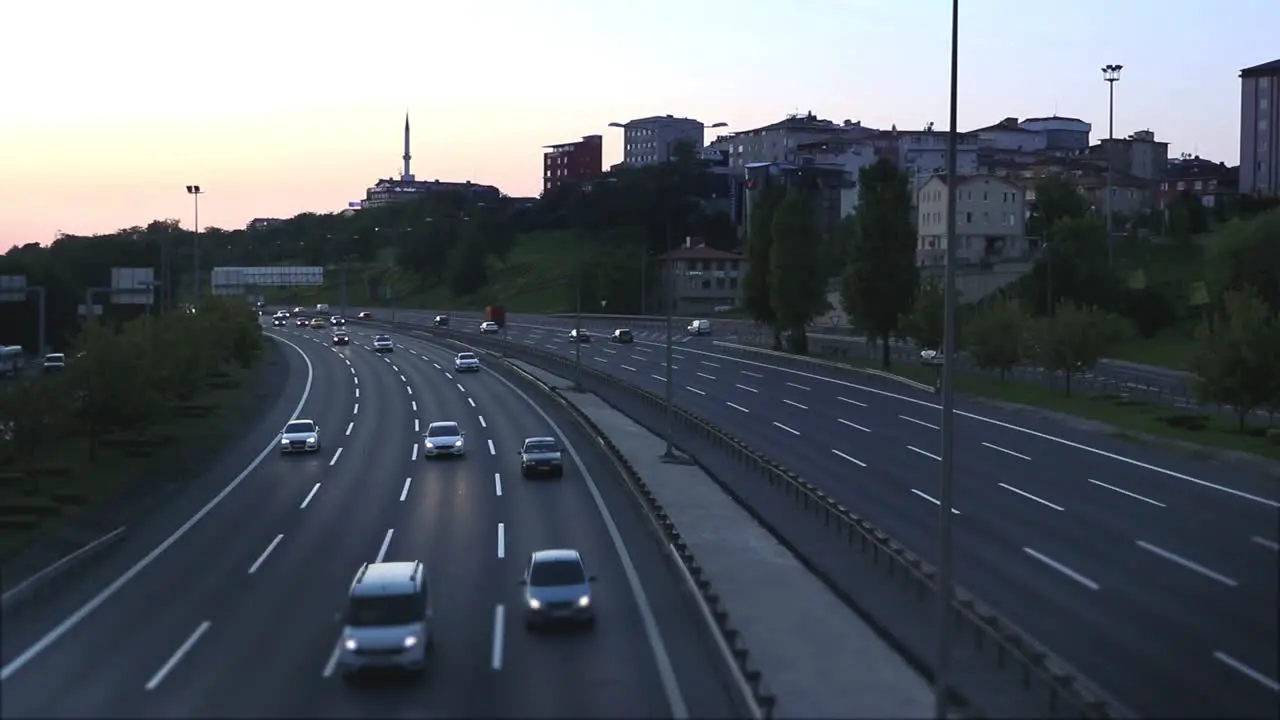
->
(1, 527, 128, 614)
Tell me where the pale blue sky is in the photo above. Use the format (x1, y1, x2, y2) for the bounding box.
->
(1, 0, 1274, 244)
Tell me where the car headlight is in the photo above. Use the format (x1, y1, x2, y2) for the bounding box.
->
(454, 440, 463, 447)
(344, 638, 357, 651)
(306, 437, 317, 445)
(280, 438, 289, 446)
(402, 635, 418, 648)
(528, 599, 541, 610)
(578, 595, 591, 608)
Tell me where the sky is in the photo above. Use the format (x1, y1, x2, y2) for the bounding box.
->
(2, 0, 1277, 250)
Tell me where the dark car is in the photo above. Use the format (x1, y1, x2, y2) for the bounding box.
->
(272, 317, 287, 327)
(333, 332, 350, 346)
(568, 329, 591, 343)
(433, 315, 450, 327)
(610, 329, 633, 344)
(519, 437, 564, 479)
(295, 317, 310, 327)
(330, 316, 346, 327)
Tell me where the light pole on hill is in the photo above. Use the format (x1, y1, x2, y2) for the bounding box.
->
(185, 185, 203, 302)
(572, 264, 583, 391)
(1102, 63, 1123, 267)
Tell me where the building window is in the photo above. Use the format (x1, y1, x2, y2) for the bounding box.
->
(965, 211, 972, 223)
(1177, 181, 1186, 190)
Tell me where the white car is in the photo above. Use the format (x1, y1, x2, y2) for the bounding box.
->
(280, 419, 321, 453)
(454, 352, 480, 372)
(479, 322, 500, 334)
(687, 319, 712, 336)
(422, 421, 465, 457)
(372, 335, 394, 353)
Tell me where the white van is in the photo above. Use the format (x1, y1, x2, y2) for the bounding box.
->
(316, 303, 331, 313)
(687, 319, 712, 336)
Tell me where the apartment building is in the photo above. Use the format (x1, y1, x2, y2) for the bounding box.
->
(915, 175, 1028, 268)
(1158, 156, 1238, 210)
(543, 134, 603, 193)
(870, 126, 981, 200)
(1239, 58, 1280, 196)
(613, 115, 709, 167)
(658, 241, 748, 315)
(726, 113, 876, 170)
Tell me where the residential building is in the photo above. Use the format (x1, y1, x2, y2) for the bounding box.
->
(971, 117, 1048, 153)
(1158, 155, 1239, 210)
(614, 115, 709, 166)
(915, 175, 1029, 268)
(1018, 155, 1147, 219)
(726, 113, 876, 170)
(659, 240, 747, 314)
(1239, 58, 1280, 196)
(870, 125, 981, 199)
(1018, 116, 1092, 151)
(742, 160, 850, 249)
(1093, 129, 1169, 182)
(793, 137, 878, 215)
(543, 134, 602, 193)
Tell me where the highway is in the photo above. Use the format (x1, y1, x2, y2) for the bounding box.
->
(0, 325, 742, 718)
(361, 310, 1280, 719)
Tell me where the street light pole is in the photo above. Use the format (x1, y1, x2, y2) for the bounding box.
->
(1101, 64, 1123, 267)
(934, 0, 960, 716)
(660, 223, 692, 465)
(185, 185, 203, 302)
(573, 263, 583, 391)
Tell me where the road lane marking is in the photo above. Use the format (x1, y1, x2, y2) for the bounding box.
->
(622, 364, 638, 372)
(726, 402, 749, 413)
(248, 535, 284, 574)
(392, 365, 400, 372)
(145, 621, 211, 690)
(651, 374, 666, 382)
(322, 641, 341, 677)
(353, 374, 358, 383)
(697, 372, 717, 380)
(673, 353, 686, 360)
(497, 523, 505, 558)
(900, 415, 939, 430)
(772, 421, 800, 435)
(375, 529, 394, 563)
(345, 422, 353, 436)
(786, 382, 811, 391)
(478, 415, 487, 428)
(494, 473, 503, 496)
(911, 488, 960, 514)
(741, 370, 763, 378)
(839, 396, 868, 407)
(907, 445, 941, 461)
(983, 442, 1031, 460)
(1136, 541, 1238, 586)
(406, 386, 413, 395)
(433, 362, 441, 369)
(445, 372, 453, 379)
(414, 418, 420, 432)
(735, 383, 757, 393)
(1023, 548, 1099, 590)
(399, 477, 411, 501)
(634, 346, 653, 353)
(701, 361, 720, 368)
(399, 374, 407, 382)
(838, 418, 870, 432)
(832, 449, 866, 467)
(685, 386, 706, 395)
(468, 397, 476, 407)
(1251, 536, 1279, 551)
(1087, 478, 1165, 507)
(783, 399, 808, 410)
(491, 605, 505, 671)
(411, 400, 418, 412)
(328, 448, 343, 466)
(999, 482, 1063, 511)
(353, 403, 359, 415)
(354, 388, 359, 398)
(457, 383, 465, 392)
(594, 356, 609, 363)
(411, 444, 419, 461)
(300, 483, 321, 509)
(1213, 651, 1280, 692)
(487, 439, 496, 455)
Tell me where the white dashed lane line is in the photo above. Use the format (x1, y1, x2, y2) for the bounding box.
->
(345, 422, 353, 436)
(445, 372, 453, 380)
(839, 396, 868, 408)
(622, 365, 637, 372)
(772, 421, 800, 436)
(1087, 478, 1165, 507)
(832, 449, 866, 467)
(487, 439, 496, 456)
(354, 388, 359, 398)
(411, 400, 417, 412)
(726, 402, 749, 413)
(497, 523, 505, 558)
(375, 529, 394, 563)
(300, 483, 320, 509)
(907, 445, 940, 461)
(468, 397, 476, 407)
(414, 418, 420, 432)
(1136, 541, 1238, 586)
(786, 382, 811, 391)
(741, 370, 763, 378)
(248, 535, 284, 574)
(1251, 536, 1279, 551)
(456, 383, 466, 392)
(494, 473, 503, 496)
(701, 361, 720, 368)
(144, 620, 212, 691)
(685, 386, 705, 395)
(900, 415, 939, 430)
(328, 448, 343, 466)
(1213, 651, 1280, 693)
(697, 372, 716, 380)
(399, 477, 412, 502)
(999, 482, 1063, 511)
(1023, 547, 1098, 590)
(407, 386, 413, 395)
(983, 442, 1032, 460)
(478, 415, 487, 428)
(783, 399, 808, 410)
(411, 444, 418, 461)
(839, 419, 870, 432)
(735, 383, 757, 393)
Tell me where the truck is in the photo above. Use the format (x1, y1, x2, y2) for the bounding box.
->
(315, 303, 330, 313)
(484, 305, 506, 327)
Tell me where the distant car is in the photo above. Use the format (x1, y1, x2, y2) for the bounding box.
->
(357, 311, 373, 319)
(280, 419, 321, 453)
(337, 561, 432, 679)
(422, 421, 465, 458)
(610, 329, 633, 344)
(42, 353, 67, 374)
(330, 316, 346, 327)
(454, 352, 480, 372)
(333, 331, 350, 346)
(272, 317, 287, 327)
(372, 335, 394, 353)
(316, 303, 330, 313)
(295, 317, 310, 327)
(479, 321, 499, 334)
(276, 311, 291, 319)
(310, 317, 327, 329)
(568, 329, 591, 343)
(433, 315, 450, 327)
(520, 549, 596, 630)
(292, 307, 307, 315)
(687, 319, 712, 336)
(519, 437, 563, 479)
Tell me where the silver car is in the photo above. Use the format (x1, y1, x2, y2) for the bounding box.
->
(454, 352, 480, 372)
(372, 335, 394, 353)
(422, 421, 465, 457)
(520, 549, 596, 631)
(337, 561, 432, 679)
(280, 419, 321, 453)
(479, 321, 500, 334)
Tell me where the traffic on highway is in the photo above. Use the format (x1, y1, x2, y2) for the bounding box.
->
(360, 308, 1280, 719)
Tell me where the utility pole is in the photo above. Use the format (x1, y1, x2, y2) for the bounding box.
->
(1101, 64, 1123, 267)
(186, 185, 204, 302)
(660, 219, 692, 465)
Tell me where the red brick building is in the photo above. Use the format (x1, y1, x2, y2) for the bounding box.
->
(1158, 156, 1238, 210)
(543, 134, 603, 194)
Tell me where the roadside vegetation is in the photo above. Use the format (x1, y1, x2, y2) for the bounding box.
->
(0, 297, 267, 561)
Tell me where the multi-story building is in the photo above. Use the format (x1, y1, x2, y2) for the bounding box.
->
(613, 115, 711, 167)
(1018, 116, 1092, 152)
(1093, 129, 1169, 182)
(543, 134, 602, 193)
(725, 113, 876, 170)
(915, 175, 1029, 268)
(1239, 58, 1280, 196)
(742, 160, 850, 251)
(1017, 155, 1147, 219)
(870, 126, 981, 198)
(1158, 155, 1239, 210)
(658, 240, 747, 314)
(792, 137, 878, 215)
(971, 117, 1048, 153)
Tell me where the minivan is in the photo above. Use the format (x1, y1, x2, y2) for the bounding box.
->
(336, 561, 433, 678)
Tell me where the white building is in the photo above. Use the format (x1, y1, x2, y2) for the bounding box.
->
(877, 127, 981, 200)
(1018, 115, 1092, 151)
(971, 117, 1048, 153)
(613, 115, 710, 166)
(726, 113, 877, 170)
(915, 174, 1028, 268)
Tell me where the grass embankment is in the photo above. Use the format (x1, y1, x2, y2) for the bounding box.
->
(1105, 239, 1209, 369)
(828, 352, 1280, 464)
(0, 355, 277, 562)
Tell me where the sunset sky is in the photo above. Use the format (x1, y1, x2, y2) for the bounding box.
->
(2, 0, 1276, 250)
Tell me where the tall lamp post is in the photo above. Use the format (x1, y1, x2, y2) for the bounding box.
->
(659, 222, 693, 465)
(1101, 64, 1122, 267)
(934, 0, 961, 716)
(185, 185, 204, 302)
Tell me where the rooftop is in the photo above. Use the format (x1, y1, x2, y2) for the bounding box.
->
(660, 244, 744, 261)
(1022, 115, 1087, 124)
(972, 117, 1038, 134)
(1240, 58, 1280, 78)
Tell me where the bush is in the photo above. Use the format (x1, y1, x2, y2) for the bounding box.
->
(1160, 413, 1210, 431)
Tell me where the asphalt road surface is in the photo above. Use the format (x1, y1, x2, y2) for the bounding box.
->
(0, 327, 741, 718)
(354, 310, 1280, 719)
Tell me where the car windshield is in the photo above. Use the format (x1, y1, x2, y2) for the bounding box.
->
(345, 594, 423, 627)
(426, 424, 459, 438)
(524, 441, 557, 454)
(529, 559, 585, 587)
(374, 336, 390, 342)
(334, 332, 347, 337)
(457, 353, 475, 361)
(285, 421, 314, 434)
(616, 330, 631, 336)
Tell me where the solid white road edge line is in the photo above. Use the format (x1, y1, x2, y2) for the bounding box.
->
(248, 535, 284, 574)
(145, 620, 212, 690)
(1213, 650, 1280, 693)
(0, 333, 314, 683)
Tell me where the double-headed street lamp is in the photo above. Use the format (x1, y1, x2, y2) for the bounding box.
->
(1101, 64, 1123, 266)
(185, 185, 204, 301)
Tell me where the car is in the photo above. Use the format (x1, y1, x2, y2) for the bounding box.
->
(292, 307, 307, 315)
(518, 437, 563, 479)
(453, 352, 480, 372)
(479, 321, 500, 334)
(330, 316, 346, 327)
(433, 315, 450, 327)
(520, 549, 596, 631)
(372, 335, 394, 353)
(357, 311, 373, 319)
(280, 418, 321, 453)
(272, 317, 287, 327)
(310, 317, 327, 329)
(276, 311, 291, 319)
(333, 331, 350, 346)
(421, 421, 465, 458)
(610, 329, 633, 344)
(568, 329, 591, 343)
(316, 303, 330, 313)
(336, 561, 433, 679)
(42, 353, 67, 374)
(295, 317, 310, 328)
(687, 319, 712, 336)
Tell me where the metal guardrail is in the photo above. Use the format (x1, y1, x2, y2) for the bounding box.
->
(1, 526, 128, 613)
(383, 321, 1134, 719)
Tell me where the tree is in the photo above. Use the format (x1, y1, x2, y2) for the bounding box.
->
(1207, 208, 1280, 314)
(447, 231, 489, 298)
(900, 277, 946, 351)
(966, 298, 1028, 381)
(841, 158, 918, 369)
(769, 187, 827, 353)
(1030, 301, 1127, 395)
(1191, 288, 1280, 432)
(1021, 217, 1126, 317)
(1027, 175, 1087, 239)
(743, 184, 787, 349)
